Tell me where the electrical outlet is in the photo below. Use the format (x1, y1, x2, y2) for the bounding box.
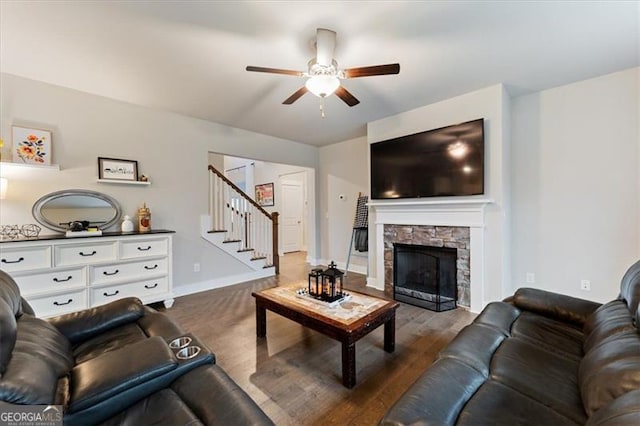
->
(580, 280, 591, 291)
(193, 263, 200, 273)
(526, 273, 535, 284)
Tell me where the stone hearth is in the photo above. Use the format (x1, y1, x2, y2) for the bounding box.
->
(384, 224, 471, 307)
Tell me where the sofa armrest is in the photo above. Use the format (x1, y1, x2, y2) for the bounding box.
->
(513, 288, 601, 327)
(64, 334, 216, 426)
(47, 298, 145, 345)
(170, 364, 274, 425)
(68, 336, 177, 413)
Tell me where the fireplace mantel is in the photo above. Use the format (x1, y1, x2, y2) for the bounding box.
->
(370, 198, 494, 227)
(370, 198, 495, 313)
(368, 198, 494, 207)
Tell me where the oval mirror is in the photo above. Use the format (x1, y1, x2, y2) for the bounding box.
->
(32, 190, 122, 233)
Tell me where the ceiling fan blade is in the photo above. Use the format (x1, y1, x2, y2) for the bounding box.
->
(343, 63, 400, 78)
(335, 86, 360, 107)
(282, 87, 308, 104)
(315, 28, 336, 67)
(246, 66, 303, 77)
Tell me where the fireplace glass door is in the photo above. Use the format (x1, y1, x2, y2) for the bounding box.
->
(393, 243, 457, 311)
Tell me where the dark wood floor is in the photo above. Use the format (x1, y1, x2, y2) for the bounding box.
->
(165, 252, 476, 425)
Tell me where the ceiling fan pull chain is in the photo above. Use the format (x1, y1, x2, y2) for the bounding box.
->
(320, 98, 326, 118)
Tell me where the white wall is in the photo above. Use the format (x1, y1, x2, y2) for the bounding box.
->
(510, 67, 639, 302)
(207, 152, 224, 172)
(0, 73, 319, 291)
(222, 156, 254, 192)
(367, 85, 510, 308)
(318, 136, 369, 273)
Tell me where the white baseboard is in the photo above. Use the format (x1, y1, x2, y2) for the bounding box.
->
(366, 277, 384, 291)
(173, 268, 275, 298)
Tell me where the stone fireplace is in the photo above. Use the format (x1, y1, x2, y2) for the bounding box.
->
(385, 225, 470, 307)
(369, 199, 496, 313)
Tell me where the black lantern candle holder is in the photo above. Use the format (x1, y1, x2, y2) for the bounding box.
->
(303, 262, 347, 304)
(319, 261, 345, 303)
(308, 268, 324, 297)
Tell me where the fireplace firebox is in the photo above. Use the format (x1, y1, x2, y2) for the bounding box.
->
(393, 243, 457, 312)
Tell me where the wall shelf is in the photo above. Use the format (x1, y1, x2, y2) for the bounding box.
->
(96, 178, 150, 186)
(0, 162, 61, 178)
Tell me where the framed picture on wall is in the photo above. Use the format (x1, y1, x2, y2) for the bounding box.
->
(255, 182, 274, 207)
(12, 125, 52, 165)
(98, 157, 139, 181)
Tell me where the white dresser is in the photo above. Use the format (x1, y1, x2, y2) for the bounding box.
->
(0, 230, 174, 317)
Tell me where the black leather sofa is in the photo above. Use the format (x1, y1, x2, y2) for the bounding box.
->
(381, 260, 640, 425)
(0, 269, 273, 425)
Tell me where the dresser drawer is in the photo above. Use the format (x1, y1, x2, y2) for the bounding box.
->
(0, 246, 51, 273)
(28, 289, 88, 318)
(91, 258, 168, 285)
(14, 268, 86, 296)
(120, 238, 168, 259)
(91, 277, 168, 306)
(55, 242, 117, 266)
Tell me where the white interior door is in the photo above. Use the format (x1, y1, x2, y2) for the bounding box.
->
(281, 180, 304, 253)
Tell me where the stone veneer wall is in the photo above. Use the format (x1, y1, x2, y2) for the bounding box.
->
(384, 225, 471, 307)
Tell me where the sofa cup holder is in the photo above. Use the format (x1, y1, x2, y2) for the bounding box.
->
(176, 346, 201, 360)
(169, 336, 192, 349)
(167, 334, 213, 366)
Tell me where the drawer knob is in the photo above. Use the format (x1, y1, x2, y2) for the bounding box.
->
(103, 269, 120, 276)
(144, 283, 159, 289)
(103, 290, 120, 297)
(137, 246, 152, 251)
(53, 276, 73, 283)
(1, 257, 25, 264)
(144, 264, 158, 270)
(53, 299, 73, 306)
(79, 250, 97, 257)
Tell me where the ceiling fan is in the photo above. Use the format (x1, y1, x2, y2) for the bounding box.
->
(246, 28, 400, 108)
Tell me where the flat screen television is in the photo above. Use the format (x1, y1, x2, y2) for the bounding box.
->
(370, 118, 484, 199)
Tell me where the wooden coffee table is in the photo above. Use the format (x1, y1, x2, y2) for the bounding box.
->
(252, 285, 399, 388)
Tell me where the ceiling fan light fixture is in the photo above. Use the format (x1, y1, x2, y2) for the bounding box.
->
(305, 75, 340, 98)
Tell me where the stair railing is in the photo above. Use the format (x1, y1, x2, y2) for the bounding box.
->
(208, 165, 279, 274)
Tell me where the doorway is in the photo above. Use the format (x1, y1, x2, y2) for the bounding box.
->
(280, 175, 305, 254)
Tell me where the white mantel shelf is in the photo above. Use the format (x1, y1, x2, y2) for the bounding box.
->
(368, 198, 494, 207)
(97, 179, 150, 186)
(370, 198, 495, 229)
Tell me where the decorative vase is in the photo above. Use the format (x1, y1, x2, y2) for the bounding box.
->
(121, 215, 134, 233)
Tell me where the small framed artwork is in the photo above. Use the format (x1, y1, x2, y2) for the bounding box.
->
(12, 126, 52, 165)
(98, 157, 139, 181)
(255, 182, 274, 207)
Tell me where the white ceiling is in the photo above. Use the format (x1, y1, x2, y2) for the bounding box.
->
(1, 1, 638, 146)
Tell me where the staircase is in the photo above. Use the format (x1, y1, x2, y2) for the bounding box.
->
(201, 165, 279, 276)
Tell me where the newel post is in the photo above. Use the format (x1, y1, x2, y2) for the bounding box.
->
(271, 212, 279, 274)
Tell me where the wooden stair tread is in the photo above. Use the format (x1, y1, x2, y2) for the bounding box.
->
(223, 239, 241, 243)
(237, 248, 254, 253)
(251, 256, 267, 261)
(208, 229, 227, 233)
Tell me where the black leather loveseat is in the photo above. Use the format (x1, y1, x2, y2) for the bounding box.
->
(0, 269, 273, 425)
(381, 260, 640, 425)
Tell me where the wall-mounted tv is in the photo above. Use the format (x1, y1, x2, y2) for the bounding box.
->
(370, 118, 484, 199)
